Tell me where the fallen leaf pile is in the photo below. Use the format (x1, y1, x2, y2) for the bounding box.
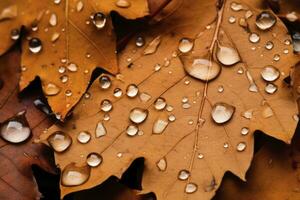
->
(0, 0, 300, 199)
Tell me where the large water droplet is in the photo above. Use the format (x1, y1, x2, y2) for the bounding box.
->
(216, 44, 240, 66)
(95, 122, 106, 138)
(115, 0, 131, 8)
(92, 12, 106, 29)
(154, 97, 167, 110)
(211, 102, 235, 124)
(178, 38, 194, 53)
(178, 170, 190, 180)
(249, 33, 260, 43)
(126, 84, 139, 98)
(255, 11, 276, 30)
(185, 183, 198, 194)
(77, 131, 91, 144)
(43, 83, 61, 96)
(156, 158, 167, 171)
(29, 38, 42, 53)
(126, 125, 138, 136)
(261, 66, 280, 82)
(100, 99, 113, 112)
(61, 163, 90, 186)
(129, 108, 148, 124)
(183, 58, 221, 81)
(99, 75, 111, 89)
(47, 131, 72, 152)
(143, 36, 161, 55)
(0, 112, 31, 143)
(49, 13, 57, 26)
(86, 153, 102, 167)
(153, 118, 169, 134)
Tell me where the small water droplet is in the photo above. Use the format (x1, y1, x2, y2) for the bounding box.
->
(153, 118, 168, 134)
(154, 97, 167, 110)
(156, 158, 167, 171)
(241, 127, 249, 136)
(65, 90, 72, 97)
(67, 63, 78, 72)
(283, 49, 289, 54)
(154, 63, 161, 72)
(242, 109, 253, 119)
(183, 58, 221, 81)
(51, 32, 60, 42)
(217, 85, 224, 93)
(43, 82, 60, 96)
(54, 0, 61, 4)
(239, 18, 248, 28)
(49, 13, 57, 26)
(126, 84, 139, 97)
(178, 38, 194, 53)
(99, 75, 111, 89)
(293, 114, 299, 122)
(10, 29, 20, 40)
(261, 66, 280, 82)
(249, 33, 260, 43)
(84, 92, 91, 99)
(166, 105, 174, 112)
(182, 103, 191, 109)
(113, 88, 123, 98)
(284, 39, 291, 45)
(216, 44, 240, 66)
(185, 183, 198, 194)
(129, 108, 148, 124)
(198, 153, 204, 159)
(126, 125, 138, 136)
(188, 119, 194, 125)
(230, 2, 243, 11)
(31, 20, 38, 31)
(168, 114, 176, 122)
(223, 142, 229, 148)
(61, 163, 90, 186)
(236, 142, 247, 152)
(76, 1, 84, 12)
(47, 131, 72, 152)
(100, 99, 113, 112)
(60, 75, 69, 83)
(228, 16, 236, 24)
(245, 10, 253, 19)
(115, 0, 131, 8)
(86, 153, 102, 167)
(95, 121, 106, 137)
(178, 170, 190, 180)
(92, 12, 106, 29)
(135, 36, 145, 47)
(237, 67, 244, 74)
(256, 11, 276, 30)
(265, 83, 277, 94)
(143, 36, 161, 55)
(265, 41, 274, 50)
(29, 38, 42, 53)
(139, 92, 152, 102)
(211, 102, 235, 124)
(273, 54, 280, 61)
(77, 131, 91, 144)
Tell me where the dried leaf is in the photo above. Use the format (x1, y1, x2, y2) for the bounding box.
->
(0, 0, 149, 120)
(40, 0, 299, 199)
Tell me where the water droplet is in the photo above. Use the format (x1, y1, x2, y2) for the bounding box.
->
(92, 12, 106, 29)
(166, 105, 174, 112)
(84, 92, 91, 99)
(129, 108, 148, 124)
(249, 33, 260, 43)
(0, 113, 31, 144)
(135, 36, 145, 47)
(237, 67, 244, 74)
(95, 121, 106, 137)
(284, 39, 291, 45)
(10, 29, 20, 40)
(283, 49, 289, 54)
(103, 113, 110, 121)
(265, 41, 274, 50)
(223, 142, 229, 148)
(54, 0, 61, 4)
(242, 109, 253, 119)
(218, 85, 224, 93)
(77, 131, 91, 144)
(211, 102, 235, 124)
(183, 58, 221, 81)
(156, 158, 167, 171)
(113, 88, 123, 98)
(236, 142, 247, 152)
(65, 90, 72, 97)
(153, 63, 161, 72)
(293, 32, 300, 53)
(228, 16, 236, 24)
(273, 54, 280, 61)
(61, 163, 90, 186)
(139, 92, 152, 102)
(185, 183, 198, 194)
(178, 38, 194, 53)
(43, 83, 60, 96)
(182, 103, 191, 109)
(262, 104, 274, 118)
(126, 125, 138, 136)
(154, 97, 167, 110)
(86, 153, 102, 167)
(265, 83, 277, 94)
(239, 18, 248, 28)
(100, 99, 113, 112)
(49, 13, 57, 26)
(286, 12, 298, 22)
(115, 0, 131, 8)
(126, 84, 139, 98)
(178, 170, 190, 180)
(99, 75, 111, 89)
(216, 44, 240, 66)
(293, 114, 299, 122)
(67, 63, 78, 72)
(256, 11, 276, 30)
(153, 118, 169, 134)
(261, 66, 280, 82)
(230, 2, 243, 11)
(143, 36, 161, 55)
(198, 153, 204, 159)
(47, 131, 72, 152)
(245, 10, 253, 19)
(76, 1, 84, 12)
(29, 38, 42, 53)
(168, 114, 176, 122)
(31, 20, 38, 31)
(60, 75, 68, 83)
(51, 32, 60, 42)
(241, 127, 249, 136)
(188, 119, 194, 125)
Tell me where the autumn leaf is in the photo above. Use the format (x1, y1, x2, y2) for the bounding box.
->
(39, 0, 299, 199)
(0, 0, 149, 120)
